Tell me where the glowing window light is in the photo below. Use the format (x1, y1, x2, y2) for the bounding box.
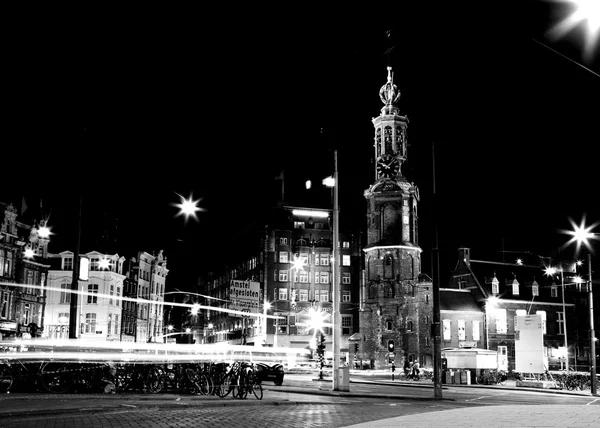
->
(23, 248, 35, 258)
(292, 209, 329, 218)
(98, 258, 110, 270)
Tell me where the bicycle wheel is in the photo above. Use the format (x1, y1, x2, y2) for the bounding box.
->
(39, 362, 73, 394)
(145, 365, 165, 394)
(0, 365, 14, 393)
(498, 372, 507, 386)
(217, 373, 233, 398)
(249, 372, 263, 400)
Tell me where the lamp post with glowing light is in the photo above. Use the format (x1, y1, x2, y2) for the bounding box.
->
(322, 149, 345, 391)
(563, 217, 599, 395)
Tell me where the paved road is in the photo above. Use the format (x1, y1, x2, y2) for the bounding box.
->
(1, 372, 600, 427)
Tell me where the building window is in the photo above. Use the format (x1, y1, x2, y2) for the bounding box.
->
(425, 315, 429, 325)
(342, 255, 350, 266)
(551, 287, 558, 298)
(319, 272, 329, 284)
(536, 310, 547, 334)
(84, 313, 97, 334)
(342, 290, 351, 302)
(116, 287, 120, 306)
(557, 311, 565, 335)
(316, 254, 329, 266)
(1, 291, 9, 319)
(443, 319, 451, 340)
(316, 290, 329, 302)
(383, 254, 393, 279)
(278, 270, 288, 282)
(114, 314, 119, 335)
(63, 257, 73, 271)
(495, 309, 507, 334)
(425, 336, 430, 347)
(110, 285, 114, 305)
(58, 312, 69, 323)
(472, 320, 480, 341)
(407, 320, 413, 331)
(458, 320, 466, 341)
(299, 289, 308, 301)
(279, 238, 287, 245)
(299, 253, 309, 264)
(342, 241, 350, 248)
(342, 273, 351, 284)
(386, 320, 393, 331)
(299, 270, 308, 283)
(278, 288, 288, 301)
(425, 294, 429, 304)
(512, 278, 520, 295)
(279, 251, 288, 263)
(60, 283, 71, 304)
(87, 284, 99, 304)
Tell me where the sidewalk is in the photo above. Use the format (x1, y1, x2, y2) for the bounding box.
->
(1, 375, 599, 426)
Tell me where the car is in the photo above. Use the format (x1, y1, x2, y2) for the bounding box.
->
(252, 351, 284, 386)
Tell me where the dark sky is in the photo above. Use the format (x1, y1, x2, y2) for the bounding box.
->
(5, 1, 600, 289)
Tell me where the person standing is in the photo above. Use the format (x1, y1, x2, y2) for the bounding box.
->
(412, 360, 420, 380)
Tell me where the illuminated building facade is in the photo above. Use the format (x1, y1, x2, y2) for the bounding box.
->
(46, 251, 126, 340)
(360, 66, 433, 369)
(195, 204, 362, 364)
(1, 201, 50, 340)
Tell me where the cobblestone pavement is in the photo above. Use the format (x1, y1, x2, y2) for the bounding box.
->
(2, 372, 600, 428)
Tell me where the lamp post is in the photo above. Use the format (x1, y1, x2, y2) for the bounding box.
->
(564, 218, 599, 395)
(323, 150, 343, 391)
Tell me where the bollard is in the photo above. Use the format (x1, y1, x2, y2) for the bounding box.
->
(391, 363, 396, 381)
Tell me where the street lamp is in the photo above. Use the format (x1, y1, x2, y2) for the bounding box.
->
(323, 149, 345, 391)
(563, 217, 599, 396)
(545, 266, 569, 371)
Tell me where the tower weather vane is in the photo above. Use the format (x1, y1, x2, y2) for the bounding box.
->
(380, 29, 401, 106)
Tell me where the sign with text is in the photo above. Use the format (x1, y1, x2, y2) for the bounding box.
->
(229, 280, 260, 317)
(515, 314, 544, 373)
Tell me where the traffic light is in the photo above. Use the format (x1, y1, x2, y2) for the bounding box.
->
(387, 339, 395, 353)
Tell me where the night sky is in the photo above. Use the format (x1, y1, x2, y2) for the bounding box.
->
(4, 1, 599, 289)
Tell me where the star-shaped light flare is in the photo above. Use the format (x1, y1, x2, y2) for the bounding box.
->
(545, 0, 600, 63)
(172, 192, 205, 223)
(561, 215, 600, 254)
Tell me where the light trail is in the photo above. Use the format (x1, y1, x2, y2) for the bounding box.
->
(0, 338, 311, 365)
(1, 281, 283, 320)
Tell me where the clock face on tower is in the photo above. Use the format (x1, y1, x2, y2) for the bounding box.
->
(377, 155, 399, 178)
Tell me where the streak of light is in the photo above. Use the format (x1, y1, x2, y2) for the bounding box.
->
(0, 281, 283, 320)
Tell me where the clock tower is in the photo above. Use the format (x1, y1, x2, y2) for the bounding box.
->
(359, 65, 431, 370)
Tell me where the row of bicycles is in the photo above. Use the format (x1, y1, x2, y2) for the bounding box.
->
(0, 359, 263, 400)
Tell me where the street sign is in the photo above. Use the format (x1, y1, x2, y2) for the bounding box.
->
(229, 280, 260, 317)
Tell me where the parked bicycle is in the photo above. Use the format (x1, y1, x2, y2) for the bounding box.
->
(474, 369, 507, 385)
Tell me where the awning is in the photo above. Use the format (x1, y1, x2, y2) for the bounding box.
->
(348, 332, 362, 342)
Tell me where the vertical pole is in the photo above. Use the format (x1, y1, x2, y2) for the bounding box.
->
(332, 149, 343, 391)
(431, 142, 443, 398)
(68, 196, 82, 339)
(588, 253, 597, 395)
(561, 269, 569, 371)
